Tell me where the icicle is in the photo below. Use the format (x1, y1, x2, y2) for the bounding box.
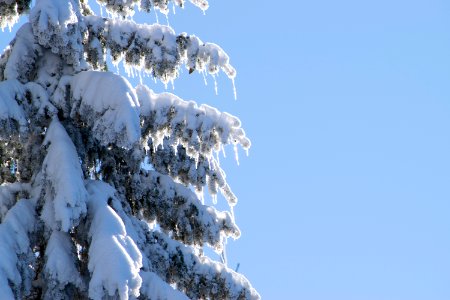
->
(221, 144, 227, 158)
(213, 74, 218, 95)
(207, 156, 212, 170)
(232, 77, 237, 100)
(139, 70, 143, 85)
(212, 193, 217, 205)
(194, 154, 199, 169)
(202, 70, 208, 86)
(154, 9, 160, 24)
(230, 205, 235, 222)
(172, 1, 176, 14)
(165, 13, 170, 27)
(215, 148, 220, 165)
(200, 187, 204, 205)
(233, 144, 239, 166)
(220, 236, 228, 265)
(195, 187, 205, 205)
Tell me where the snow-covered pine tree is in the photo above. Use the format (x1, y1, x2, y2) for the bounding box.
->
(0, 0, 259, 299)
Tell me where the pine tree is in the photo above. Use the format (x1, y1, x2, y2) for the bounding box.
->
(0, 0, 259, 299)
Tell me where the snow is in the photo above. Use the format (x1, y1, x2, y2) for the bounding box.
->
(86, 180, 143, 300)
(70, 71, 141, 148)
(137, 84, 250, 161)
(137, 84, 248, 204)
(0, 182, 30, 221)
(142, 229, 261, 300)
(0, 80, 28, 135)
(140, 271, 189, 300)
(136, 170, 240, 249)
(0, 199, 36, 299)
(2, 23, 41, 82)
(24, 82, 57, 116)
(0, 0, 31, 30)
(30, 0, 84, 66)
(146, 137, 240, 205)
(44, 231, 83, 288)
(0, 0, 259, 298)
(96, 0, 139, 17)
(96, 0, 209, 16)
(42, 118, 88, 231)
(84, 16, 236, 83)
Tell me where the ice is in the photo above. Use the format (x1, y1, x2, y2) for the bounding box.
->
(0, 0, 258, 298)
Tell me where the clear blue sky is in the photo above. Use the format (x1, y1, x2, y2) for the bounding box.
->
(2, 1, 450, 299)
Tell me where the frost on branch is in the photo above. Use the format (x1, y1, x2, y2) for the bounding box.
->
(134, 170, 240, 249)
(140, 228, 260, 300)
(137, 84, 247, 204)
(0, 199, 36, 299)
(140, 0, 209, 14)
(0, 0, 258, 297)
(86, 180, 142, 300)
(96, 0, 139, 17)
(41, 118, 88, 231)
(84, 16, 236, 82)
(95, 0, 208, 16)
(30, 0, 85, 66)
(148, 139, 238, 205)
(0, 0, 31, 30)
(137, 84, 249, 160)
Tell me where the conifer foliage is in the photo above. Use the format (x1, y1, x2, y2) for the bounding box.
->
(0, 0, 259, 298)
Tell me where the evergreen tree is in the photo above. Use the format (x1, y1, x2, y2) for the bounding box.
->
(0, 0, 259, 298)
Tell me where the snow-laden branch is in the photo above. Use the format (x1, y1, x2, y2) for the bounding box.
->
(137, 85, 249, 161)
(53, 71, 141, 148)
(140, 271, 189, 300)
(0, 23, 41, 82)
(41, 118, 88, 231)
(135, 170, 240, 249)
(43, 231, 85, 299)
(0, 78, 56, 142)
(84, 16, 236, 82)
(140, 228, 260, 300)
(0, 0, 31, 30)
(140, 0, 209, 14)
(0, 182, 30, 221)
(0, 80, 28, 137)
(148, 139, 238, 205)
(30, 0, 85, 66)
(85, 180, 143, 300)
(0, 199, 36, 299)
(96, 0, 208, 17)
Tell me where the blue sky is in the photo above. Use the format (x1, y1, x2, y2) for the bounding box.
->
(2, 0, 450, 299)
